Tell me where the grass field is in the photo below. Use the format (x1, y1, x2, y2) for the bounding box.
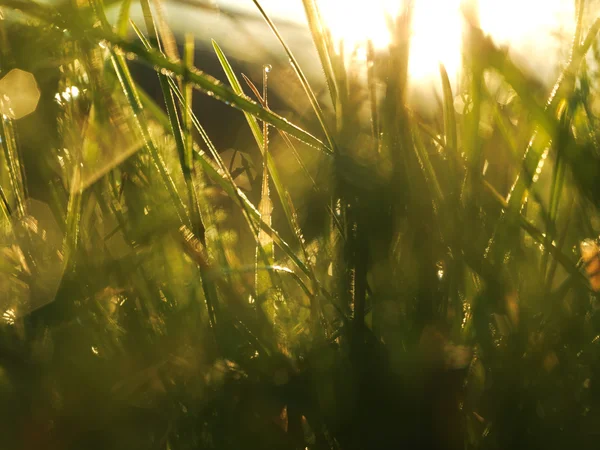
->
(1, 0, 600, 449)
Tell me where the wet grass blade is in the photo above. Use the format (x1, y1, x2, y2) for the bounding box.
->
(251, 0, 336, 153)
(131, 15, 228, 335)
(133, 10, 202, 236)
(1, 0, 332, 155)
(212, 40, 265, 159)
(214, 40, 322, 283)
(139, 70, 316, 282)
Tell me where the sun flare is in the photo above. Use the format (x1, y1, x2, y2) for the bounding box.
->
(318, 0, 574, 82)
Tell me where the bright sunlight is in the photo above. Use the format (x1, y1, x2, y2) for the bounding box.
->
(318, 0, 574, 81)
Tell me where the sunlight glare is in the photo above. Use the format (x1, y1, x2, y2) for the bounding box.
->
(318, 0, 463, 80)
(410, 0, 463, 80)
(318, 0, 574, 82)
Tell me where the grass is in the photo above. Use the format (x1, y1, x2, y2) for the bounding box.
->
(1, 0, 600, 449)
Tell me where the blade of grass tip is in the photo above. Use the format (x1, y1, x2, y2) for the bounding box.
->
(116, 0, 132, 37)
(439, 63, 458, 180)
(238, 69, 311, 236)
(244, 68, 344, 242)
(243, 69, 344, 253)
(251, 0, 336, 153)
(212, 41, 265, 159)
(256, 64, 275, 301)
(301, 0, 338, 108)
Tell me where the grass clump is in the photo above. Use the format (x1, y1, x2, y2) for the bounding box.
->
(1, 0, 600, 449)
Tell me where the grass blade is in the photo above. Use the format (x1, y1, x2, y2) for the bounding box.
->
(301, 0, 338, 107)
(251, 0, 336, 153)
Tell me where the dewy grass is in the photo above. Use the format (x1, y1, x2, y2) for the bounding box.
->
(2, 0, 600, 449)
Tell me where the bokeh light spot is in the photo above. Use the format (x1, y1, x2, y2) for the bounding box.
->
(0, 68, 41, 119)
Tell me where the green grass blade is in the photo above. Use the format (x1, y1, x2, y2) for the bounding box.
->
(439, 63, 458, 178)
(214, 40, 320, 271)
(301, 0, 338, 107)
(411, 121, 444, 207)
(116, 0, 132, 37)
(0, 115, 25, 217)
(251, 0, 336, 153)
(0, 0, 333, 155)
(212, 40, 264, 152)
(141, 71, 316, 282)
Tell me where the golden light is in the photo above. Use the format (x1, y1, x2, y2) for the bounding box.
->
(318, 0, 574, 82)
(317, 0, 464, 80)
(410, 0, 463, 81)
(0, 68, 40, 119)
(478, 0, 573, 47)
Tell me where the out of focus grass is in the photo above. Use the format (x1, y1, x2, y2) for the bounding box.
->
(1, 0, 600, 449)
